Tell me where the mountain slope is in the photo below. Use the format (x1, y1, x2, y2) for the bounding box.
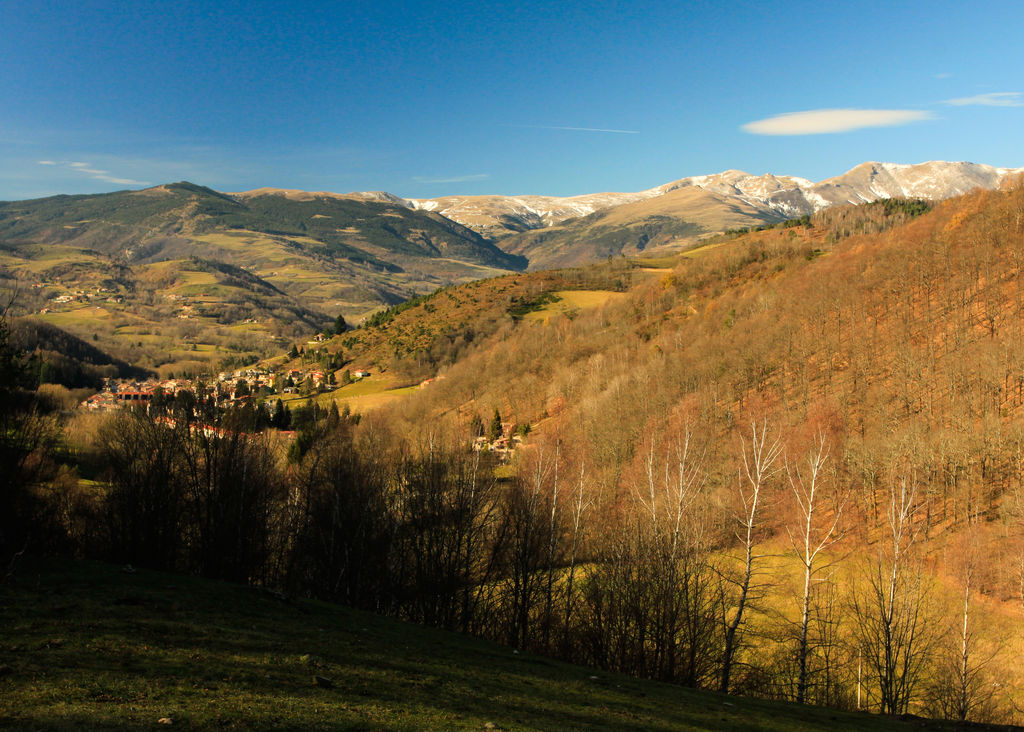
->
(405, 190, 661, 239)
(0, 182, 524, 273)
(0, 183, 529, 372)
(498, 186, 778, 269)
(397, 161, 1023, 251)
(347, 183, 1024, 517)
(10, 318, 149, 388)
(659, 160, 1024, 219)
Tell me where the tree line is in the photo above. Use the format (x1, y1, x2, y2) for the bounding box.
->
(1, 388, 1009, 722)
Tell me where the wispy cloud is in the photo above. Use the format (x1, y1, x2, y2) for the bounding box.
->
(37, 159, 149, 186)
(412, 173, 490, 184)
(742, 108, 933, 135)
(944, 92, 1022, 107)
(508, 124, 640, 134)
(934, 72, 953, 80)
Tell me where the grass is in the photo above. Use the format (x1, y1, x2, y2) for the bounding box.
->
(521, 290, 627, 322)
(279, 376, 419, 413)
(679, 239, 730, 259)
(8, 246, 99, 273)
(0, 558, 978, 731)
(38, 306, 115, 327)
(633, 253, 683, 269)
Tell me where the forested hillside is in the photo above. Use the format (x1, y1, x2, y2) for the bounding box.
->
(346, 181, 1024, 719)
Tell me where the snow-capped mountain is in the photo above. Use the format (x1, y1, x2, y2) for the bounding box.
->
(380, 161, 1023, 238)
(402, 191, 661, 239)
(656, 161, 1023, 220)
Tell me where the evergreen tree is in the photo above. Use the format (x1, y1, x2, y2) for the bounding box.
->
(488, 408, 503, 442)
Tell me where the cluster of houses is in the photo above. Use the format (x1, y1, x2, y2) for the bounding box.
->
(35, 285, 125, 314)
(78, 364, 360, 412)
(472, 432, 524, 461)
(80, 378, 198, 411)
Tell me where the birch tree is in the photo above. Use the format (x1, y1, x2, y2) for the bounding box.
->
(635, 427, 717, 684)
(720, 419, 782, 694)
(785, 433, 847, 704)
(852, 474, 936, 714)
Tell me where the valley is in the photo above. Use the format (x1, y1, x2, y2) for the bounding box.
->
(5, 167, 1024, 728)
(10, 2, 1024, 729)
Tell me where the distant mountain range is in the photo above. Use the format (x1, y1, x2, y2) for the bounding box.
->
(0, 181, 525, 315)
(392, 160, 1024, 238)
(1, 161, 1020, 349)
(347, 161, 1021, 268)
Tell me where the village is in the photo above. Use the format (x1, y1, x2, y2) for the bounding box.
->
(77, 363, 526, 461)
(32, 282, 127, 314)
(78, 364, 369, 412)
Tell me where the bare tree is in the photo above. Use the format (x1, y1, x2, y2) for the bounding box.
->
(0, 283, 60, 560)
(541, 440, 562, 650)
(720, 419, 782, 694)
(635, 427, 718, 685)
(926, 537, 1002, 722)
(852, 474, 936, 714)
(785, 433, 847, 703)
(561, 458, 592, 657)
(501, 443, 558, 649)
(100, 411, 186, 571)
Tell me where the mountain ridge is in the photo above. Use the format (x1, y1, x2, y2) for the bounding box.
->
(333, 160, 1023, 240)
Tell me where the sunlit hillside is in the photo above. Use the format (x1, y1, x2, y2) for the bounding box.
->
(7, 183, 1024, 726)
(324, 182, 1024, 718)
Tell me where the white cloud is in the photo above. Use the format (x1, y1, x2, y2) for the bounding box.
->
(37, 159, 148, 186)
(944, 92, 1022, 107)
(934, 72, 953, 79)
(413, 173, 490, 184)
(742, 108, 934, 135)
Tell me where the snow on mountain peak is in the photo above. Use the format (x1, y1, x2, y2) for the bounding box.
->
(264, 161, 1024, 240)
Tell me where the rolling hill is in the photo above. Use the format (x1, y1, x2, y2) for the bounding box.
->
(0, 182, 527, 374)
(2, 162, 1019, 374)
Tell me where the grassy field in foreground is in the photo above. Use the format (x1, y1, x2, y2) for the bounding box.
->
(0, 559, 998, 731)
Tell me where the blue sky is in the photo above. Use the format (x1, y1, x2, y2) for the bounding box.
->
(2, 0, 1022, 200)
